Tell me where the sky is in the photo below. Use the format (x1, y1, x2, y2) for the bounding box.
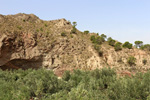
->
(1, 0, 150, 44)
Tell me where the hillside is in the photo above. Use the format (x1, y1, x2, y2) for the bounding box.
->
(0, 13, 150, 75)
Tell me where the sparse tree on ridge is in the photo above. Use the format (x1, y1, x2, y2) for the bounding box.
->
(134, 41, 143, 48)
(101, 34, 107, 41)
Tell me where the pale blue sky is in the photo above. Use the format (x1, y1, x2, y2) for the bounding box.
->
(1, 0, 150, 44)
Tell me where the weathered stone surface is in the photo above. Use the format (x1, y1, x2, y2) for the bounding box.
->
(0, 13, 150, 73)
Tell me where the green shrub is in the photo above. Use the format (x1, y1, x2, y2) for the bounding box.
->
(140, 44, 150, 51)
(127, 56, 136, 66)
(90, 35, 96, 42)
(84, 30, 89, 34)
(107, 37, 116, 46)
(142, 59, 147, 65)
(17, 26, 22, 30)
(94, 44, 103, 57)
(134, 41, 143, 48)
(90, 35, 104, 45)
(100, 34, 107, 41)
(0, 68, 150, 99)
(71, 26, 76, 34)
(123, 41, 132, 49)
(61, 32, 66, 37)
(114, 42, 122, 51)
(44, 24, 48, 27)
(40, 27, 43, 32)
(71, 22, 77, 34)
(70, 34, 73, 38)
(36, 29, 39, 32)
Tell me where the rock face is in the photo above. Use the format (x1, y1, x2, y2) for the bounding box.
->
(0, 13, 150, 73)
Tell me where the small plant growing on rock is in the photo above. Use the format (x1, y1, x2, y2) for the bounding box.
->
(71, 22, 77, 34)
(142, 59, 147, 65)
(17, 26, 22, 30)
(40, 27, 43, 32)
(84, 30, 89, 34)
(107, 37, 116, 46)
(114, 42, 122, 51)
(44, 24, 48, 27)
(100, 34, 107, 41)
(61, 32, 66, 37)
(123, 41, 132, 49)
(134, 41, 143, 48)
(127, 56, 136, 66)
(94, 44, 103, 57)
(90, 35, 104, 45)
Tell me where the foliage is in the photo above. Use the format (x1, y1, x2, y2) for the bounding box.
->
(84, 30, 89, 34)
(122, 41, 133, 49)
(71, 26, 76, 34)
(40, 27, 43, 32)
(114, 42, 122, 51)
(107, 37, 116, 46)
(127, 56, 136, 66)
(134, 41, 143, 48)
(90, 35, 105, 45)
(142, 59, 147, 65)
(140, 44, 150, 51)
(94, 44, 103, 56)
(72, 22, 77, 27)
(17, 26, 22, 30)
(0, 68, 150, 100)
(71, 22, 77, 34)
(100, 34, 107, 41)
(44, 24, 48, 27)
(61, 32, 66, 37)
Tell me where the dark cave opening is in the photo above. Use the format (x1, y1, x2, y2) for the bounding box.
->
(0, 59, 43, 70)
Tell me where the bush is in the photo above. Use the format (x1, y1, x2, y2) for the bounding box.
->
(123, 41, 132, 49)
(44, 24, 48, 27)
(71, 26, 76, 34)
(142, 59, 147, 65)
(134, 41, 143, 48)
(40, 27, 43, 32)
(100, 34, 107, 41)
(90, 35, 96, 42)
(84, 30, 89, 34)
(114, 42, 122, 51)
(94, 44, 103, 57)
(71, 22, 77, 34)
(90, 35, 104, 45)
(127, 56, 136, 66)
(61, 32, 66, 37)
(17, 26, 22, 30)
(140, 44, 150, 51)
(107, 37, 116, 46)
(0, 68, 150, 99)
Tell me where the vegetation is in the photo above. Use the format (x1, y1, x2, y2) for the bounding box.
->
(90, 35, 105, 45)
(100, 34, 107, 41)
(71, 22, 77, 34)
(94, 44, 103, 56)
(107, 37, 116, 46)
(114, 42, 122, 51)
(134, 41, 143, 48)
(0, 68, 150, 100)
(83, 30, 89, 34)
(127, 56, 136, 66)
(122, 41, 133, 49)
(143, 59, 147, 65)
(140, 44, 150, 51)
(17, 26, 22, 30)
(61, 32, 67, 37)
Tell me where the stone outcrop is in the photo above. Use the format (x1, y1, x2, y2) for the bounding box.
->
(0, 13, 150, 73)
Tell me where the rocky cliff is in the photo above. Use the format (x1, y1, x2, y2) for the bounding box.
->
(0, 13, 150, 74)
